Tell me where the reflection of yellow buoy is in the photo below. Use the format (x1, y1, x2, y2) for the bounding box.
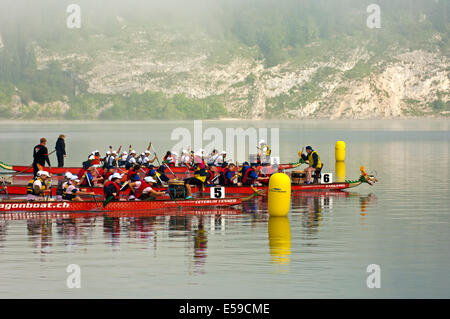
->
(335, 161, 346, 182)
(335, 141, 346, 162)
(268, 173, 291, 217)
(268, 216, 291, 265)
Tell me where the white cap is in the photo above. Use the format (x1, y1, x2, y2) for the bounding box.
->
(122, 151, 128, 155)
(221, 151, 227, 154)
(111, 173, 122, 180)
(131, 150, 136, 154)
(145, 150, 150, 154)
(95, 150, 99, 153)
(182, 149, 187, 154)
(91, 151, 96, 155)
(112, 151, 117, 155)
(198, 148, 205, 153)
(172, 151, 178, 156)
(89, 155, 95, 160)
(141, 153, 145, 156)
(194, 151, 203, 157)
(71, 175, 79, 181)
(259, 140, 265, 145)
(144, 176, 156, 183)
(39, 171, 50, 177)
(64, 172, 73, 179)
(106, 151, 111, 155)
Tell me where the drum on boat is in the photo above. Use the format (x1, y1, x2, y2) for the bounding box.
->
(290, 170, 305, 185)
(168, 179, 186, 199)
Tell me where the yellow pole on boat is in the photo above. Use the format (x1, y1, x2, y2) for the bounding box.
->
(268, 216, 291, 265)
(335, 141, 346, 182)
(268, 172, 291, 217)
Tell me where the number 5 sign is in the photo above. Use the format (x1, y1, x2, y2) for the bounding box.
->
(321, 173, 333, 184)
(210, 187, 225, 199)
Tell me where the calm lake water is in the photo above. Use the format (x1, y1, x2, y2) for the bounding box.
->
(0, 119, 449, 298)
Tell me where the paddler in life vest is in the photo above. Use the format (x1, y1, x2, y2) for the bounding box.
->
(56, 172, 73, 201)
(238, 162, 263, 186)
(300, 146, 322, 184)
(146, 165, 170, 186)
(103, 173, 124, 202)
(63, 175, 95, 201)
(218, 163, 238, 186)
(183, 163, 212, 199)
(163, 151, 177, 167)
(180, 150, 191, 167)
(90, 150, 101, 167)
(128, 176, 166, 200)
(26, 171, 51, 201)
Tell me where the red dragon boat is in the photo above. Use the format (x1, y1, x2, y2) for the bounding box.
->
(0, 161, 300, 175)
(0, 196, 247, 213)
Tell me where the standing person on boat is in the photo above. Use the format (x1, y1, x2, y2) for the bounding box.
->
(257, 140, 271, 165)
(33, 138, 51, 177)
(55, 134, 66, 168)
(300, 146, 323, 184)
(26, 171, 51, 201)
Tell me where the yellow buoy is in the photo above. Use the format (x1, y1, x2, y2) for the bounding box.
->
(268, 216, 291, 265)
(335, 161, 346, 182)
(268, 172, 291, 217)
(335, 141, 346, 162)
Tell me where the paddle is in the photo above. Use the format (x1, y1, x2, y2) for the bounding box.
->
(151, 144, 177, 178)
(7, 150, 56, 182)
(84, 171, 100, 210)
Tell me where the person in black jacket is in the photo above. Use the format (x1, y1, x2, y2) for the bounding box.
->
(33, 138, 51, 176)
(55, 134, 66, 167)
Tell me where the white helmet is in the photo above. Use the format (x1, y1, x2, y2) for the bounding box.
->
(144, 176, 156, 183)
(65, 172, 73, 179)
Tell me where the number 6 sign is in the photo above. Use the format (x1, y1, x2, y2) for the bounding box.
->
(210, 187, 225, 199)
(321, 173, 332, 184)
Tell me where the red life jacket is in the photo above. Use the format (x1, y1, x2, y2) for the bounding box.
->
(135, 181, 153, 199)
(91, 155, 101, 165)
(77, 168, 87, 179)
(103, 170, 113, 181)
(219, 168, 233, 185)
(241, 167, 256, 184)
(104, 181, 121, 199)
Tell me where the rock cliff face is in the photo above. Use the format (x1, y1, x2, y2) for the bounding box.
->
(29, 29, 450, 119)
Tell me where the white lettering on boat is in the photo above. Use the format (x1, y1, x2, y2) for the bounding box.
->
(0, 202, 70, 211)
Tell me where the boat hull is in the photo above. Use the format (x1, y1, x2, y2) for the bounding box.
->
(3, 181, 361, 196)
(0, 197, 242, 212)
